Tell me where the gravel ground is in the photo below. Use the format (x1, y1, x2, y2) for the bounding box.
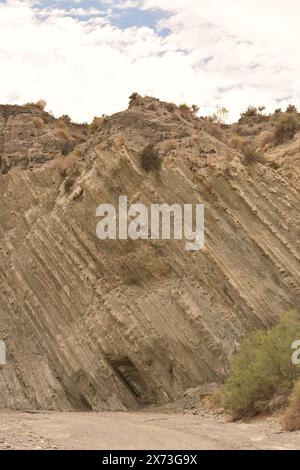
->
(0, 410, 299, 450)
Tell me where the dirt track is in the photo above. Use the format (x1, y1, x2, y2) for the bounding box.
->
(0, 411, 299, 450)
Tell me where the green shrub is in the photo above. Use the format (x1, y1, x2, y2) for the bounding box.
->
(140, 143, 162, 172)
(223, 311, 300, 418)
(274, 114, 298, 145)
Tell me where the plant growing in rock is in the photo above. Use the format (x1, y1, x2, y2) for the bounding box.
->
(140, 143, 162, 172)
(242, 145, 264, 165)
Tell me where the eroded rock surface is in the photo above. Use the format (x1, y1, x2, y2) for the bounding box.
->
(0, 97, 299, 410)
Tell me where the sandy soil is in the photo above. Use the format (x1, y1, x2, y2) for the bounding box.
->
(0, 410, 299, 450)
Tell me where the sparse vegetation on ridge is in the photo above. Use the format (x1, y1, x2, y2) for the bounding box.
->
(239, 105, 266, 120)
(274, 113, 299, 145)
(25, 99, 47, 111)
(286, 104, 298, 114)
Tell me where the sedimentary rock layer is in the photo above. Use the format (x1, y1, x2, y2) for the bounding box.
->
(0, 98, 299, 410)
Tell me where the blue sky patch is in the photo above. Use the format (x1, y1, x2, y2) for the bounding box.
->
(109, 7, 169, 31)
(32, 0, 170, 33)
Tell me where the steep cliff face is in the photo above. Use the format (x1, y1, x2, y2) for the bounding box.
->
(0, 97, 299, 410)
(0, 103, 87, 174)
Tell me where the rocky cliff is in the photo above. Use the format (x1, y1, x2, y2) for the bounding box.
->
(0, 96, 299, 410)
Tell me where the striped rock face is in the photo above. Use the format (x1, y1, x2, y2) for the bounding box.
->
(0, 97, 299, 410)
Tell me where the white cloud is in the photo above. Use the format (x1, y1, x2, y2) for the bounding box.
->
(0, 0, 299, 122)
(143, 0, 300, 117)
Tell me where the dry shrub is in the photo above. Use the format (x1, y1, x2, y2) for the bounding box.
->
(286, 104, 298, 114)
(240, 105, 265, 120)
(171, 114, 181, 122)
(282, 381, 300, 431)
(190, 133, 200, 146)
(50, 156, 66, 172)
(228, 133, 245, 149)
(160, 139, 177, 155)
(147, 103, 157, 111)
(50, 149, 80, 174)
(113, 135, 125, 148)
(274, 114, 299, 145)
(128, 92, 140, 107)
(90, 116, 104, 132)
(33, 117, 44, 129)
(64, 177, 75, 193)
(204, 123, 224, 142)
(165, 102, 177, 113)
(208, 107, 229, 124)
(191, 104, 200, 115)
(55, 118, 72, 141)
(56, 127, 71, 140)
(60, 114, 71, 123)
(36, 99, 47, 111)
(65, 151, 80, 170)
(179, 104, 193, 120)
(240, 106, 259, 119)
(242, 145, 265, 165)
(258, 130, 273, 151)
(202, 390, 223, 410)
(140, 143, 162, 172)
(26, 99, 47, 111)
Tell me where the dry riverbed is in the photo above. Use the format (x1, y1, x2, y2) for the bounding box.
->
(0, 409, 299, 450)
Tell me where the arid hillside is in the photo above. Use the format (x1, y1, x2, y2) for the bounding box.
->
(0, 96, 299, 411)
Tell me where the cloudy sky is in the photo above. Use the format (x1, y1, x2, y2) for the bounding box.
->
(0, 0, 299, 122)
